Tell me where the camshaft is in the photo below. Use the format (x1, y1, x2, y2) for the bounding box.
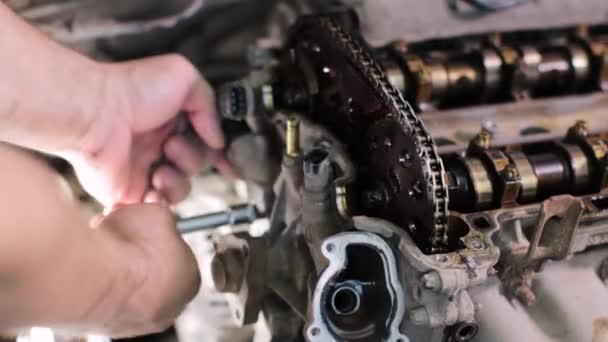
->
(446, 122, 608, 212)
(380, 28, 608, 110)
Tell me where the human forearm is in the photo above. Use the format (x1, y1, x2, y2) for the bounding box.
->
(0, 145, 138, 333)
(0, 3, 104, 154)
(0, 145, 199, 336)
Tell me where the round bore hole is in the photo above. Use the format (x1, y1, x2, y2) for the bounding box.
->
(306, 148, 329, 167)
(455, 322, 479, 341)
(326, 243, 336, 253)
(331, 286, 361, 316)
(310, 327, 320, 337)
(437, 254, 449, 263)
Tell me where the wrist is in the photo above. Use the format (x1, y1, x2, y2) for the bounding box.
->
(63, 62, 119, 157)
(0, 58, 112, 156)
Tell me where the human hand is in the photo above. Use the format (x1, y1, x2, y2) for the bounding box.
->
(0, 4, 227, 206)
(93, 205, 201, 337)
(65, 54, 229, 208)
(0, 144, 199, 336)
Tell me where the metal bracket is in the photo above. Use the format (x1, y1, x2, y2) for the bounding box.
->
(525, 196, 584, 263)
(500, 195, 584, 305)
(213, 235, 267, 325)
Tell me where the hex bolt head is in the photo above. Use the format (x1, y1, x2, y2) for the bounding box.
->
(362, 187, 389, 209)
(211, 249, 245, 293)
(472, 130, 492, 150)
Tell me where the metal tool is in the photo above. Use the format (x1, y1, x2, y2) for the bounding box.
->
(177, 204, 260, 235)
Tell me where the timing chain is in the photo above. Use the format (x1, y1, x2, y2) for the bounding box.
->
(319, 16, 450, 249)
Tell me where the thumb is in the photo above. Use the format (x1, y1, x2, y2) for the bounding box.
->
(95, 204, 200, 337)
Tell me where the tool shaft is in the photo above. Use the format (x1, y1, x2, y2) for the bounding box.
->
(177, 204, 258, 235)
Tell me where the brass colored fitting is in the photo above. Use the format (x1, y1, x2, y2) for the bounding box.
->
(286, 116, 301, 158)
(406, 54, 433, 103)
(336, 185, 349, 217)
(471, 129, 493, 150)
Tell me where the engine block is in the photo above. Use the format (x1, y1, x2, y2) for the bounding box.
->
(212, 9, 608, 342)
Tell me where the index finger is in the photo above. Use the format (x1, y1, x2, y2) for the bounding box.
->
(183, 78, 225, 150)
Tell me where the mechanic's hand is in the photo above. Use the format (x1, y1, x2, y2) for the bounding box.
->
(95, 205, 200, 337)
(66, 54, 227, 208)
